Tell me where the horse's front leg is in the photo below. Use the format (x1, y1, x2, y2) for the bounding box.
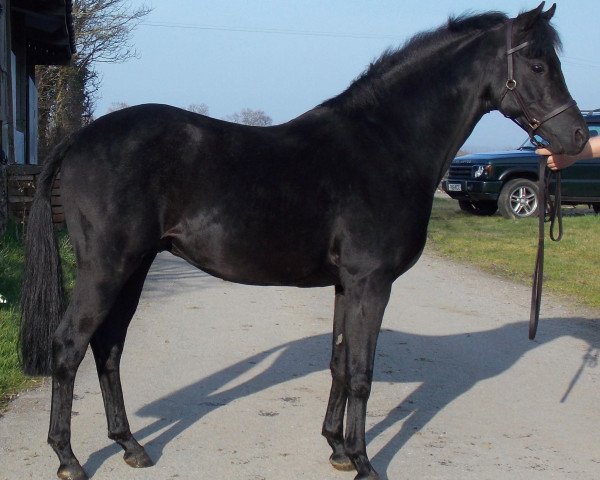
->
(322, 285, 353, 471)
(343, 274, 392, 480)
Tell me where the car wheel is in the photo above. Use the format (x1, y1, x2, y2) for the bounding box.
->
(458, 200, 498, 216)
(498, 178, 539, 219)
(593, 203, 600, 214)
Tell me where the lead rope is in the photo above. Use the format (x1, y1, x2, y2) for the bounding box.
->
(529, 156, 563, 340)
(501, 17, 571, 339)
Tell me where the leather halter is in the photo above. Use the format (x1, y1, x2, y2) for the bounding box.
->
(500, 19, 577, 138)
(499, 20, 572, 340)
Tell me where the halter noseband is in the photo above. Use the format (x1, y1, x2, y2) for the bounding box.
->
(500, 19, 576, 143)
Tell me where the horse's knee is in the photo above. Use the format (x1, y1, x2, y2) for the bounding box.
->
(347, 372, 372, 399)
(330, 360, 346, 381)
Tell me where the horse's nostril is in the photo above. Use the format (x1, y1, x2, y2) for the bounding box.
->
(574, 128, 588, 149)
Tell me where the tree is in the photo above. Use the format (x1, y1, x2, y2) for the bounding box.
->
(186, 103, 209, 116)
(107, 102, 130, 113)
(37, 0, 151, 159)
(225, 108, 273, 126)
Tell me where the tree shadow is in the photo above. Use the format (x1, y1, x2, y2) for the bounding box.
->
(82, 314, 600, 478)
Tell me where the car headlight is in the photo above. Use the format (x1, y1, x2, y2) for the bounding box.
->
(473, 165, 492, 178)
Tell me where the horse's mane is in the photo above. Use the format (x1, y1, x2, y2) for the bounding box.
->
(367, 12, 508, 82)
(322, 10, 561, 112)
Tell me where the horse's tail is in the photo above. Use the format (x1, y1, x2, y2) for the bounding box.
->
(20, 137, 74, 376)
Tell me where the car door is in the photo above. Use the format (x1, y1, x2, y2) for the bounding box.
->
(558, 123, 600, 202)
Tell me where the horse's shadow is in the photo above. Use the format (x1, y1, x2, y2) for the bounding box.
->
(83, 315, 600, 478)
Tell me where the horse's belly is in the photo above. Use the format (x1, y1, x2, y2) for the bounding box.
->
(166, 225, 335, 287)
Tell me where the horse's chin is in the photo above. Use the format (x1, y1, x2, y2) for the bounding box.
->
(547, 141, 566, 155)
(548, 140, 586, 156)
(541, 124, 589, 156)
(542, 135, 583, 156)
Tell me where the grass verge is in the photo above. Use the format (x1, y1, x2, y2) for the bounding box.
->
(428, 196, 600, 308)
(0, 222, 75, 408)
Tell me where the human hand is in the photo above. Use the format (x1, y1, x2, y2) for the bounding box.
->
(535, 147, 578, 171)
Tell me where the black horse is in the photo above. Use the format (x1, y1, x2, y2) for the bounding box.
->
(20, 4, 588, 480)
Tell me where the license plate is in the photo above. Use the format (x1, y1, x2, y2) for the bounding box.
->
(447, 183, 462, 192)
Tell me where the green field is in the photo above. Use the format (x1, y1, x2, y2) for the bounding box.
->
(427, 196, 600, 307)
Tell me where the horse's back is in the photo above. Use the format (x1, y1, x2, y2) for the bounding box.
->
(59, 104, 342, 285)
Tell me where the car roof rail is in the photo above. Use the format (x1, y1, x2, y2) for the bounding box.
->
(581, 108, 600, 116)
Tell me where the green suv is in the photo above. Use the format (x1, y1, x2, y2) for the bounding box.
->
(442, 109, 600, 218)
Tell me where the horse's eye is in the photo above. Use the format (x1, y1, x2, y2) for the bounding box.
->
(531, 64, 545, 74)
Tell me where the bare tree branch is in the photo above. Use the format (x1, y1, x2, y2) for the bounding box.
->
(186, 104, 210, 115)
(37, 1, 151, 159)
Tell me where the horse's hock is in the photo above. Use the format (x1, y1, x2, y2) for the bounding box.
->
(6, 165, 64, 227)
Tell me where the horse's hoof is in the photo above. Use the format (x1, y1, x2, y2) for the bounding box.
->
(124, 448, 154, 468)
(57, 464, 88, 480)
(329, 452, 355, 471)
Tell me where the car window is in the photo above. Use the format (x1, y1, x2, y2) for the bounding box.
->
(578, 123, 600, 165)
(518, 138, 537, 150)
(518, 135, 547, 150)
(588, 124, 600, 138)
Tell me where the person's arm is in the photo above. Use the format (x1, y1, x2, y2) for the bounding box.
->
(536, 136, 600, 170)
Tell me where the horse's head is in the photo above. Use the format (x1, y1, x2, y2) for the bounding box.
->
(496, 3, 588, 155)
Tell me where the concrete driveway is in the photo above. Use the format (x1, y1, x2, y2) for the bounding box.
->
(1, 250, 599, 479)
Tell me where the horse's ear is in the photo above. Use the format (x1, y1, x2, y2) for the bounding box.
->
(542, 3, 557, 21)
(514, 2, 546, 31)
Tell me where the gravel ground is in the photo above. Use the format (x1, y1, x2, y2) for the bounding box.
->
(1, 250, 599, 480)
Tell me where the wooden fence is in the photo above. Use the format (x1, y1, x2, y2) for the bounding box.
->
(6, 165, 63, 227)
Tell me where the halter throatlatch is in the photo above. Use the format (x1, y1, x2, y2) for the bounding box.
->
(499, 19, 571, 340)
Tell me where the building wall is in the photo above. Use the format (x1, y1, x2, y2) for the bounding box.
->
(9, 4, 36, 165)
(0, 0, 72, 232)
(0, 0, 10, 231)
(0, 0, 13, 163)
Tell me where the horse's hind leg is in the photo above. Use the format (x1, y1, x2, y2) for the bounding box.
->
(48, 255, 152, 480)
(322, 285, 353, 471)
(90, 252, 156, 468)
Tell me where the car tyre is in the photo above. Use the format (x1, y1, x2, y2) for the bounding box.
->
(498, 178, 539, 219)
(458, 200, 498, 216)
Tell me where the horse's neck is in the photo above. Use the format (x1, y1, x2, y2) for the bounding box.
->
(371, 31, 501, 185)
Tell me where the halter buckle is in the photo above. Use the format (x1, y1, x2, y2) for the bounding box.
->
(506, 79, 517, 90)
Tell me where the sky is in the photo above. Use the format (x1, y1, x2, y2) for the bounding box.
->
(95, 1, 599, 152)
